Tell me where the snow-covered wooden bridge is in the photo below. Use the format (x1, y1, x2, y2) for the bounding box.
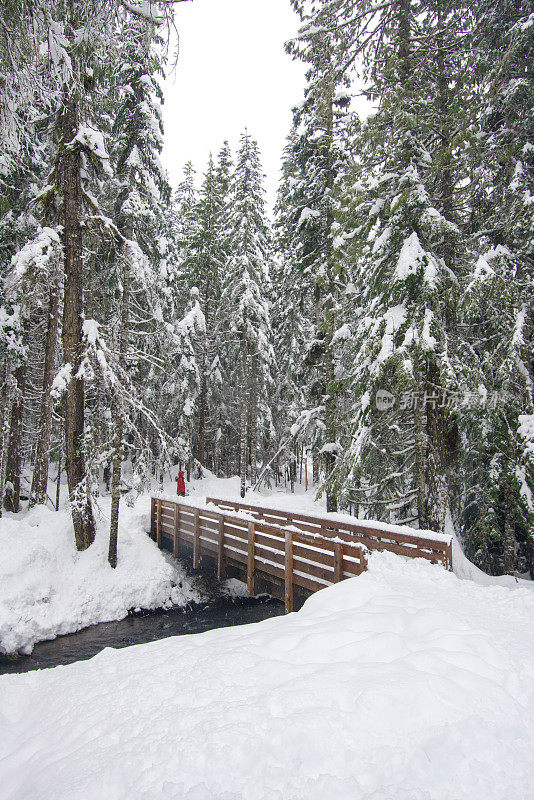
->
(150, 497, 453, 611)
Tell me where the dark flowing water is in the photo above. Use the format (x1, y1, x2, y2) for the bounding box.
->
(0, 594, 284, 676)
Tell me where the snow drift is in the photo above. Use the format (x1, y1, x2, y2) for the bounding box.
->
(0, 499, 200, 655)
(1, 551, 533, 800)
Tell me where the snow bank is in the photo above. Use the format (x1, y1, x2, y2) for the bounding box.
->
(0, 498, 201, 655)
(1, 551, 533, 800)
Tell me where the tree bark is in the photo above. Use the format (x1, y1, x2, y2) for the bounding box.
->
(196, 273, 211, 467)
(0, 361, 12, 517)
(30, 276, 61, 506)
(55, 449, 62, 511)
(108, 235, 131, 568)
(248, 358, 258, 484)
(502, 479, 515, 575)
(435, 0, 460, 526)
(61, 93, 96, 550)
(4, 363, 26, 513)
(239, 341, 249, 498)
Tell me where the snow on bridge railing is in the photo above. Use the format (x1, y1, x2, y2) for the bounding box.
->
(205, 497, 453, 571)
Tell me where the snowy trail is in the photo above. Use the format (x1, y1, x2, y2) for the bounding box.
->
(1, 552, 533, 800)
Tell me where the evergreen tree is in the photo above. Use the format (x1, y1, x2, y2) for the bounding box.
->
(218, 132, 273, 496)
(286, 0, 354, 510)
(460, 0, 534, 574)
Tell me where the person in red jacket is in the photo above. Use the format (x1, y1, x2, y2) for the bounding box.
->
(176, 470, 186, 496)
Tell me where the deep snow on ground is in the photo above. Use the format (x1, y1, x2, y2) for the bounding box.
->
(0, 495, 201, 655)
(1, 550, 534, 800)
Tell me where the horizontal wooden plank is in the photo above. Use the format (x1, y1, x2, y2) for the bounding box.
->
(254, 520, 288, 538)
(198, 518, 219, 535)
(343, 561, 364, 576)
(254, 544, 285, 567)
(254, 530, 285, 551)
(254, 560, 285, 582)
(292, 541, 335, 568)
(292, 557, 333, 583)
(292, 571, 331, 592)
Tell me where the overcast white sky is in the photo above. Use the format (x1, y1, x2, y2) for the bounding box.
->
(161, 0, 307, 210)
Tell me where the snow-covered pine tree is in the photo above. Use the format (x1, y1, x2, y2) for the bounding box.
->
(218, 132, 273, 496)
(0, 0, 189, 548)
(286, 0, 354, 510)
(271, 128, 316, 488)
(207, 141, 235, 475)
(328, 0, 474, 531)
(100, 10, 172, 566)
(185, 152, 231, 468)
(460, 0, 534, 574)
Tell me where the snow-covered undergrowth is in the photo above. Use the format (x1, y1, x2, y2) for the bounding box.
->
(1, 551, 533, 800)
(0, 497, 201, 655)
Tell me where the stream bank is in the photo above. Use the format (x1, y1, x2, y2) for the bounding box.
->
(0, 592, 284, 675)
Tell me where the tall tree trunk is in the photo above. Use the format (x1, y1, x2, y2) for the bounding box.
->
(414, 393, 428, 529)
(0, 361, 12, 516)
(322, 27, 338, 515)
(30, 275, 61, 506)
(4, 363, 26, 513)
(435, 0, 460, 526)
(425, 361, 448, 532)
(196, 273, 211, 467)
(55, 449, 62, 511)
(502, 479, 515, 575)
(108, 235, 131, 568)
(61, 94, 96, 550)
(239, 341, 249, 498)
(197, 369, 207, 467)
(248, 358, 258, 484)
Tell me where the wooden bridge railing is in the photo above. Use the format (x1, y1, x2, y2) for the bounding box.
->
(206, 497, 453, 571)
(151, 497, 368, 612)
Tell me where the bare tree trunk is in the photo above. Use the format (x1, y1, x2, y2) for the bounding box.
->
(61, 94, 96, 550)
(108, 237, 131, 568)
(196, 274, 211, 467)
(239, 343, 249, 498)
(502, 479, 515, 575)
(55, 449, 62, 511)
(4, 364, 27, 513)
(197, 370, 207, 467)
(30, 276, 61, 506)
(413, 357, 428, 528)
(435, 0, 460, 526)
(290, 439, 297, 494)
(248, 358, 258, 484)
(324, 348, 338, 513)
(0, 361, 12, 516)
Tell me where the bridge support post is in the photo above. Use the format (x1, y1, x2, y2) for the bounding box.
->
(334, 542, 343, 583)
(285, 530, 293, 613)
(173, 504, 180, 558)
(156, 499, 162, 549)
(193, 508, 200, 568)
(150, 497, 156, 539)
(217, 515, 226, 580)
(247, 521, 255, 596)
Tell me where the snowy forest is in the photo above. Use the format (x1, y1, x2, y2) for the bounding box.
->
(0, 0, 532, 579)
